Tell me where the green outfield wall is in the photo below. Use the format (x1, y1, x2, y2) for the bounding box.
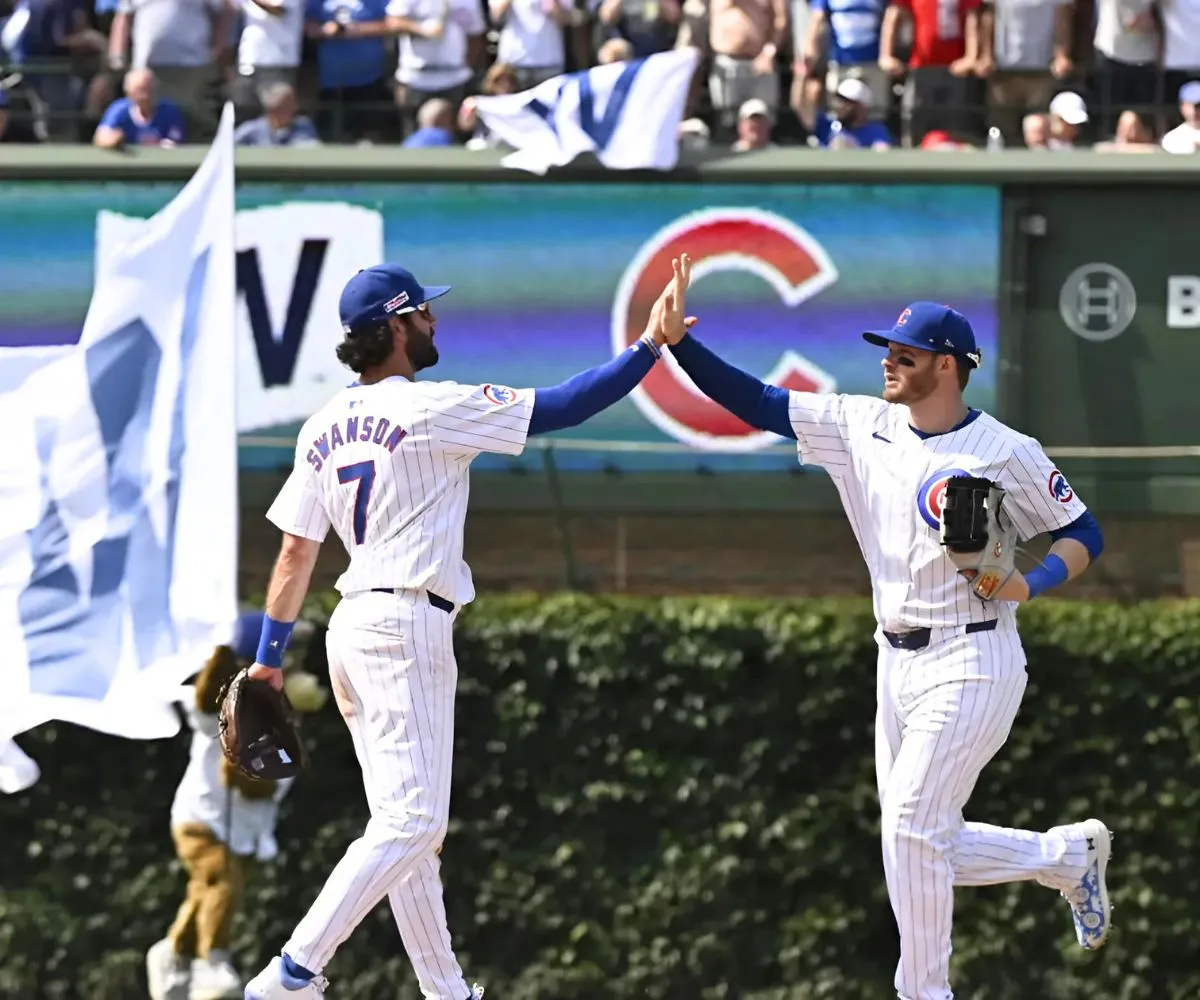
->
(2, 147, 1198, 518)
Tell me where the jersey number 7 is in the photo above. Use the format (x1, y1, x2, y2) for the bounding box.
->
(337, 461, 376, 545)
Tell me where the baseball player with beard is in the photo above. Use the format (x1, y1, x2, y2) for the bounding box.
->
(658, 257, 1112, 1000)
(240, 261, 687, 1000)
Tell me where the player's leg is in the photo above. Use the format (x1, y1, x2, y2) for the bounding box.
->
(385, 606, 475, 1000)
(880, 634, 1029, 1000)
(388, 854, 470, 999)
(288, 597, 458, 967)
(940, 631, 1111, 949)
(874, 646, 904, 908)
(247, 594, 462, 997)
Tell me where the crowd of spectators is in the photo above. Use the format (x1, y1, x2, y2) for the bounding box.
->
(0, 0, 1196, 151)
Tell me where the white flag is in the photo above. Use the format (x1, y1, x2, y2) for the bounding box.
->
(474, 48, 700, 175)
(0, 104, 239, 786)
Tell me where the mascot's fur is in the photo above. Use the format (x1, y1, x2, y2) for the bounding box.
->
(147, 620, 329, 999)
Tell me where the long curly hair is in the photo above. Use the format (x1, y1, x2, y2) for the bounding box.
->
(335, 321, 394, 374)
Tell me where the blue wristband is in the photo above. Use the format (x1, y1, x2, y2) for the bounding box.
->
(1024, 553, 1069, 600)
(255, 615, 295, 668)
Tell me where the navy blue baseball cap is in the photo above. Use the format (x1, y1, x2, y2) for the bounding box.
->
(338, 263, 451, 332)
(863, 301, 982, 369)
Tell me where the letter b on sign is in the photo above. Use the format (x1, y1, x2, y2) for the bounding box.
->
(1167, 276, 1200, 329)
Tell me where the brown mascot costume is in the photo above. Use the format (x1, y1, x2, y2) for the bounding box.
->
(146, 611, 328, 1000)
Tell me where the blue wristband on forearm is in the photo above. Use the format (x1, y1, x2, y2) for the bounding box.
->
(255, 616, 295, 668)
(1024, 553, 1069, 600)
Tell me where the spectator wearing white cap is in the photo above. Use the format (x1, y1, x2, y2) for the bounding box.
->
(1046, 88, 1087, 147)
(1161, 80, 1200, 152)
(800, 75, 894, 146)
(732, 96, 778, 150)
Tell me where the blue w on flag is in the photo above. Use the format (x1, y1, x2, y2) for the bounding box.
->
(473, 48, 700, 175)
(0, 104, 239, 792)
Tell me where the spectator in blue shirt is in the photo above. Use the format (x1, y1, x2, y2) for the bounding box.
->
(0, 85, 9, 142)
(93, 67, 186, 147)
(305, 0, 439, 142)
(797, 0, 888, 119)
(401, 96, 456, 146)
(234, 82, 321, 145)
(807, 76, 894, 148)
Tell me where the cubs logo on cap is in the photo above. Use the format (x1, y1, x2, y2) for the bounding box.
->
(916, 467, 971, 530)
(863, 301, 982, 370)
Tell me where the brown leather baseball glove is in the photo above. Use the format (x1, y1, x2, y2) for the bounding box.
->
(217, 668, 307, 781)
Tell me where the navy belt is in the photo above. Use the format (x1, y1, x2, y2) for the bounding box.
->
(371, 588, 454, 614)
(883, 619, 998, 651)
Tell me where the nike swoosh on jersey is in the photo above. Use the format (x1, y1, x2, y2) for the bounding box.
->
(872, 431, 891, 443)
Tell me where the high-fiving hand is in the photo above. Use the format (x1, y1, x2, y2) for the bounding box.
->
(646, 253, 698, 347)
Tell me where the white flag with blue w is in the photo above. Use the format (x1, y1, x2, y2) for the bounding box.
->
(474, 48, 701, 175)
(0, 104, 238, 792)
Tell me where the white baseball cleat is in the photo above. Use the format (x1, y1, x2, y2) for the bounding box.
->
(243, 956, 328, 998)
(191, 949, 244, 999)
(1061, 817, 1113, 950)
(469, 985, 485, 999)
(146, 938, 191, 1000)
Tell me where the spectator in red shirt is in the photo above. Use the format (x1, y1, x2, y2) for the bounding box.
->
(878, 0, 982, 146)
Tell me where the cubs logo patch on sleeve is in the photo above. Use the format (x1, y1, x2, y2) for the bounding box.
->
(1049, 470, 1074, 504)
(481, 384, 517, 406)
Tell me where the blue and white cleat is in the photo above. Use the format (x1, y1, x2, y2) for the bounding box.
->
(1062, 818, 1113, 950)
(244, 956, 329, 998)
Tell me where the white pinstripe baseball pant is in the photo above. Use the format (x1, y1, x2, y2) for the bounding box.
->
(874, 624, 1092, 1000)
(284, 590, 471, 1000)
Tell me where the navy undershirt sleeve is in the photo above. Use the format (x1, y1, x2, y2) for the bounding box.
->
(528, 341, 657, 435)
(668, 334, 796, 439)
(1048, 509, 1104, 561)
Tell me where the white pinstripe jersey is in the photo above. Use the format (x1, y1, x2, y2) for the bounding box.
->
(787, 392, 1088, 631)
(266, 376, 534, 605)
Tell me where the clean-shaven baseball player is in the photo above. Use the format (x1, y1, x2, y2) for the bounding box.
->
(658, 258, 1111, 1000)
(240, 261, 686, 1000)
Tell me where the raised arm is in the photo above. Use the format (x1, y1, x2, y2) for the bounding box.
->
(652, 254, 795, 439)
(529, 262, 692, 434)
(667, 334, 796, 439)
(528, 337, 661, 434)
